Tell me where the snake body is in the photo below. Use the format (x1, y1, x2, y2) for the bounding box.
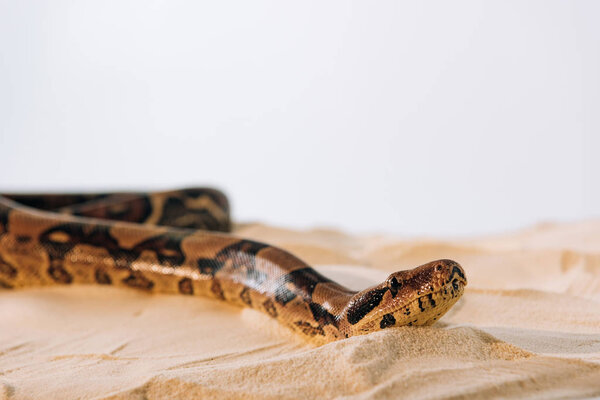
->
(0, 188, 467, 344)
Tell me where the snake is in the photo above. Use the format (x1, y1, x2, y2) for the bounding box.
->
(0, 188, 467, 344)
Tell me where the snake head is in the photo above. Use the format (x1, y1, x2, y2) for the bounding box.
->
(385, 259, 467, 299)
(341, 259, 467, 337)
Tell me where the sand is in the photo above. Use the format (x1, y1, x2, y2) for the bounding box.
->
(1, 220, 600, 399)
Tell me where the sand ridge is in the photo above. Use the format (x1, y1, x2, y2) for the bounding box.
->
(1, 220, 600, 399)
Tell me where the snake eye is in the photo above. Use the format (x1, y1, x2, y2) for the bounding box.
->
(435, 264, 443, 272)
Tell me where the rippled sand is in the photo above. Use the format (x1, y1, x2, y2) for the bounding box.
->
(1, 220, 600, 399)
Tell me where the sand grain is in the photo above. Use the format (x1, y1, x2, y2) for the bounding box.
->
(1, 221, 600, 399)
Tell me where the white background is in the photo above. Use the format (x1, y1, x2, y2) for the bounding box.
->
(1, 1, 598, 236)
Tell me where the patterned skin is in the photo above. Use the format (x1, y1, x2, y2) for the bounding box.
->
(0, 188, 466, 344)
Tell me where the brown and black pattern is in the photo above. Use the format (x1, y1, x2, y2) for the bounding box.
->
(95, 269, 112, 285)
(346, 287, 389, 325)
(0, 254, 17, 279)
(210, 280, 226, 300)
(0, 201, 11, 234)
(123, 271, 155, 290)
(4, 188, 230, 231)
(61, 194, 153, 225)
(157, 197, 223, 231)
(262, 298, 278, 318)
(178, 277, 194, 295)
(47, 261, 73, 284)
(0, 189, 467, 345)
(379, 313, 396, 329)
(3, 193, 112, 211)
(294, 321, 325, 337)
(239, 287, 252, 306)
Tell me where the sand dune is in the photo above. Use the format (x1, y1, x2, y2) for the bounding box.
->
(1, 221, 600, 399)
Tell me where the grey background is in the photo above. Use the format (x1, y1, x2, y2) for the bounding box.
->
(1, 1, 598, 236)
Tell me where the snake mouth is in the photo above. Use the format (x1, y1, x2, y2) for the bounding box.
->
(382, 279, 465, 328)
(400, 271, 467, 315)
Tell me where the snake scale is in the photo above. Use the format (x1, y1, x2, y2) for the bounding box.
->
(0, 188, 467, 344)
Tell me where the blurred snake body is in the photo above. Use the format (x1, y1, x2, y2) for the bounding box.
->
(0, 188, 466, 344)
